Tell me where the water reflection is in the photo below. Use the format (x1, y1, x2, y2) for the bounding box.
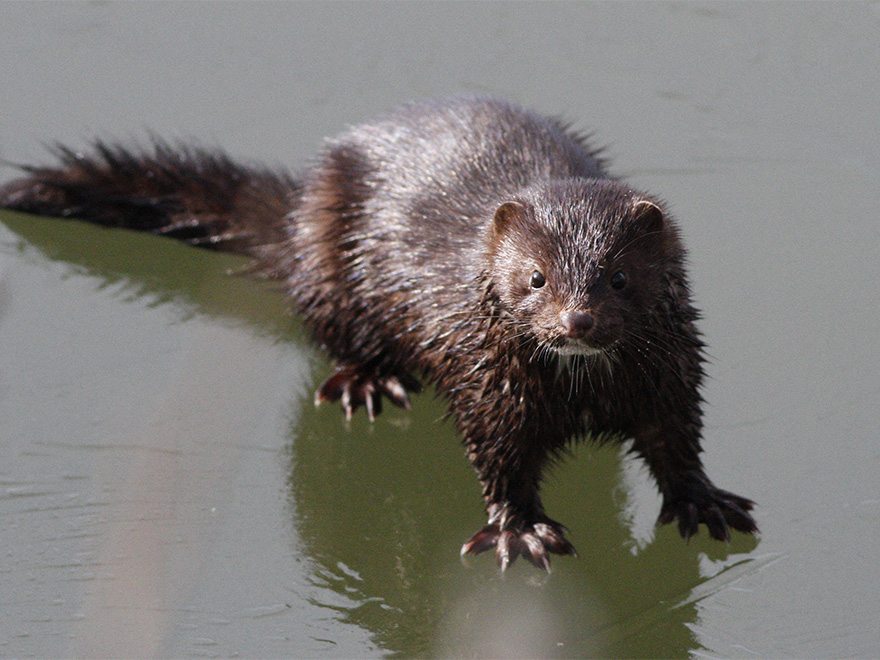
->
(1, 211, 294, 339)
(289, 387, 760, 658)
(3, 211, 761, 658)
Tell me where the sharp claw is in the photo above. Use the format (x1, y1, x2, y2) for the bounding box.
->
(705, 506, 731, 542)
(521, 533, 551, 571)
(533, 522, 576, 556)
(717, 492, 759, 534)
(678, 502, 699, 540)
(344, 382, 366, 420)
(379, 377, 411, 409)
(397, 371, 423, 394)
(315, 369, 352, 404)
(657, 507, 675, 526)
(660, 486, 758, 541)
(727, 504, 760, 534)
(314, 367, 420, 419)
(464, 513, 575, 571)
(495, 531, 517, 571)
(365, 387, 381, 422)
(462, 525, 500, 556)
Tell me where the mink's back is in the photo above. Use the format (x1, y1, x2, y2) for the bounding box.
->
(333, 96, 606, 248)
(282, 97, 611, 371)
(288, 97, 609, 317)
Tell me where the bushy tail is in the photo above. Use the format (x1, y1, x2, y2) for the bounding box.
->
(0, 140, 301, 271)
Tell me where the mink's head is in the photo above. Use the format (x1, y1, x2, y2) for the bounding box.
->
(485, 179, 684, 357)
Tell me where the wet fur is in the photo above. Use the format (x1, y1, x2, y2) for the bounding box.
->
(0, 97, 757, 570)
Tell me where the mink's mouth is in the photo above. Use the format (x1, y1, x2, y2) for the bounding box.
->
(550, 338, 604, 357)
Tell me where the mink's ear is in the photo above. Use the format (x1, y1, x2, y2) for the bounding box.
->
(632, 199, 665, 234)
(492, 201, 527, 239)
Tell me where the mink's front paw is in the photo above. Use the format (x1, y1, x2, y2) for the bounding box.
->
(658, 483, 758, 542)
(315, 365, 421, 421)
(461, 509, 576, 571)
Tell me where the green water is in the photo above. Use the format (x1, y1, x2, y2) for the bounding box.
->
(1, 3, 879, 657)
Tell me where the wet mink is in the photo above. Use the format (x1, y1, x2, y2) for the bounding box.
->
(0, 96, 757, 570)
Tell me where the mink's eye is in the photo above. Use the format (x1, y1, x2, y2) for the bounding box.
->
(610, 271, 627, 290)
(529, 270, 546, 289)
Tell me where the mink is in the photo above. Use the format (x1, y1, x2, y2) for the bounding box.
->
(0, 97, 757, 570)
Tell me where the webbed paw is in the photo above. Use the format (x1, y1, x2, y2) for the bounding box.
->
(461, 511, 577, 572)
(658, 485, 758, 542)
(315, 365, 421, 421)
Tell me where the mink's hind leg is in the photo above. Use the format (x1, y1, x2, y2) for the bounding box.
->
(314, 364, 422, 421)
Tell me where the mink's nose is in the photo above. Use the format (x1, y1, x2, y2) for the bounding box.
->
(561, 310, 594, 338)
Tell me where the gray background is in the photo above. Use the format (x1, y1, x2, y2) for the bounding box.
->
(1, 3, 878, 658)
